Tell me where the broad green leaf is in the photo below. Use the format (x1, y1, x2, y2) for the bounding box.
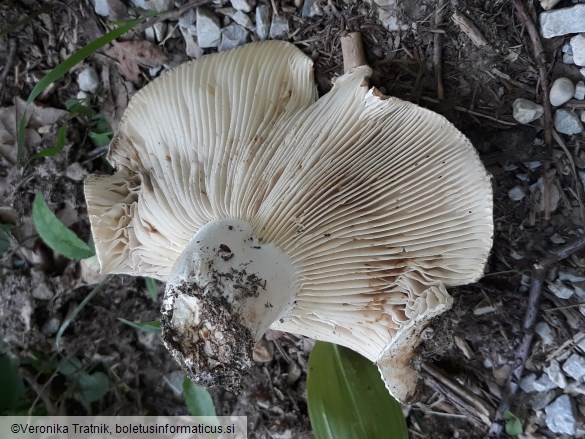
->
(504, 410, 523, 436)
(28, 122, 68, 162)
(88, 131, 113, 148)
(57, 357, 83, 377)
(183, 377, 216, 417)
(65, 99, 95, 117)
(0, 223, 15, 255)
(17, 19, 143, 164)
(145, 278, 158, 301)
(118, 318, 161, 333)
(32, 192, 95, 260)
(307, 342, 408, 439)
(78, 371, 109, 404)
(0, 355, 24, 413)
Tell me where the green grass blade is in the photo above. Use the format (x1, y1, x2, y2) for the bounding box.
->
(16, 18, 143, 164)
(32, 192, 95, 260)
(145, 278, 158, 301)
(117, 318, 161, 333)
(56, 275, 111, 349)
(28, 122, 68, 162)
(307, 342, 408, 439)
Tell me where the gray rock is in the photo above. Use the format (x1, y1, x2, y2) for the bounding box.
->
(231, 0, 255, 13)
(548, 279, 574, 299)
(219, 23, 249, 52)
(563, 53, 574, 64)
(558, 269, 585, 283)
(562, 354, 585, 381)
(574, 332, 585, 351)
(269, 14, 289, 38)
(545, 395, 576, 435)
(544, 360, 568, 388)
(540, 4, 585, 38)
(533, 373, 559, 392)
(532, 390, 557, 411)
(554, 109, 584, 135)
(94, 0, 110, 16)
(508, 186, 525, 202)
(255, 5, 271, 40)
(550, 77, 575, 106)
(512, 98, 544, 124)
(179, 9, 197, 35)
(41, 317, 60, 336)
(536, 321, 554, 346)
(520, 373, 537, 392)
(231, 10, 254, 30)
(540, 0, 561, 9)
(196, 8, 221, 48)
(575, 80, 585, 100)
(571, 34, 585, 66)
(78, 67, 99, 93)
(302, 0, 323, 17)
(562, 43, 573, 55)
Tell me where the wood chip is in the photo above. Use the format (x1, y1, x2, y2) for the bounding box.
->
(451, 10, 488, 47)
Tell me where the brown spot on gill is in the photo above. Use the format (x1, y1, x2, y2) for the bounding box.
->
(372, 87, 390, 100)
(144, 220, 158, 233)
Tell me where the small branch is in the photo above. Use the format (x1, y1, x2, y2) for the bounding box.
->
(451, 10, 488, 47)
(0, 38, 17, 103)
(433, 4, 446, 101)
(340, 32, 368, 74)
(512, 0, 552, 147)
(485, 234, 585, 438)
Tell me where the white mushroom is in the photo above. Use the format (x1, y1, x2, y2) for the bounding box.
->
(85, 40, 493, 402)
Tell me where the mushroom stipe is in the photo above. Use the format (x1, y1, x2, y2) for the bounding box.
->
(84, 40, 493, 402)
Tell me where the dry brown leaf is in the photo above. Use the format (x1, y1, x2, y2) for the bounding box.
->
(107, 40, 168, 83)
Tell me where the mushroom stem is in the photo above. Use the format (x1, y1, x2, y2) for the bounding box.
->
(341, 32, 368, 73)
(160, 219, 297, 391)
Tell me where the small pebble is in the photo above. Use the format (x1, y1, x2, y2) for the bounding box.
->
(196, 8, 221, 48)
(41, 317, 60, 336)
(574, 80, 585, 100)
(255, 5, 271, 40)
(562, 354, 585, 381)
(574, 332, 585, 352)
(512, 98, 544, 124)
(78, 67, 99, 93)
(231, 10, 254, 30)
(218, 23, 249, 51)
(253, 339, 274, 362)
(231, 0, 255, 13)
(532, 390, 557, 411)
(94, 0, 110, 16)
(558, 269, 585, 283)
(492, 364, 511, 386)
(302, 0, 323, 17)
(269, 14, 289, 38)
(550, 77, 575, 106)
(520, 373, 537, 392)
(563, 53, 575, 64)
(508, 186, 525, 201)
(286, 362, 302, 385)
(545, 395, 577, 435)
(540, 0, 561, 9)
(554, 109, 583, 135)
(548, 279, 574, 299)
(544, 360, 568, 388)
(540, 4, 585, 38)
(535, 321, 554, 345)
(571, 33, 585, 66)
(550, 233, 566, 244)
(581, 67, 585, 78)
(533, 373, 559, 392)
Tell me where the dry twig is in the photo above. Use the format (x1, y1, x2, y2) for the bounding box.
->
(451, 10, 488, 47)
(433, 3, 446, 101)
(512, 0, 553, 146)
(0, 38, 17, 103)
(340, 32, 367, 73)
(486, 233, 585, 438)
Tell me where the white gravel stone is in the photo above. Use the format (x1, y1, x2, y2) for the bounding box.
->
(536, 321, 554, 346)
(255, 5, 270, 40)
(196, 8, 221, 48)
(512, 98, 544, 124)
(575, 80, 585, 100)
(269, 14, 289, 38)
(571, 34, 585, 66)
(540, 4, 585, 38)
(558, 269, 585, 283)
(563, 354, 585, 381)
(554, 109, 584, 135)
(540, 0, 561, 9)
(545, 395, 577, 435)
(544, 360, 568, 388)
(302, 0, 323, 17)
(563, 53, 575, 64)
(533, 373, 559, 392)
(94, 0, 110, 16)
(219, 23, 249, 52)
(231, 10, 254, 30)
(77, 67, 99, 93)
(532, 390, 557, 411)
(550, 77, 575, 106)
(574, 332, 585, 351)
(520, 373, 537, 392)
(548, 279, 574, 299)
(230, 0, 255, 13)
(582, 111, 585, 123)
(562, 43, 573, 54)
(508, 186, 525, 201)
(581, 67, 585, 78)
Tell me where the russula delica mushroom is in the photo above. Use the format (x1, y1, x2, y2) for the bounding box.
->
(85, 37, 493, 402)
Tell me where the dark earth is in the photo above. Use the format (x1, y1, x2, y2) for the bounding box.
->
(1, 0, 585, 438)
